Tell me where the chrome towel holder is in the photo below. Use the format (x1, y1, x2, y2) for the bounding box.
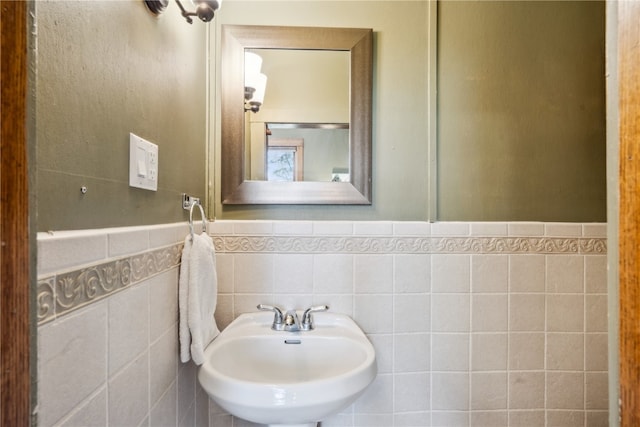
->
(183, 193, 207, 240)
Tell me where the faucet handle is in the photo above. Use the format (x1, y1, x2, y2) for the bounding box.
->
(301, 305, 329, 330)
(257, 304, 285, 330)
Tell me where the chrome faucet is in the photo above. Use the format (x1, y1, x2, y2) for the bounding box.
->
(257, 304, 285, 331)
(283, 310, 301, 332)
(257, 304, 329, 332)
(300, 305, 329, 331)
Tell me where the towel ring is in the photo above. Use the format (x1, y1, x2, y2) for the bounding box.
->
(189, 202, 207, 240)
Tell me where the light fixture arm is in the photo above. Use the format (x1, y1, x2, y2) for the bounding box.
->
(144, 0, 220, 24)
(174, 0, 195, 24)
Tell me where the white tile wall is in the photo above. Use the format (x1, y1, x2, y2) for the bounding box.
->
(37, 221, 609, 427)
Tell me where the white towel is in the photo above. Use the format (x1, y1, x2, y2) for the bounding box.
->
(179, 232, 220, 365)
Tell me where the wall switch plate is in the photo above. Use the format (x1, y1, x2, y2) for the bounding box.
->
(129, 133, 158, 191)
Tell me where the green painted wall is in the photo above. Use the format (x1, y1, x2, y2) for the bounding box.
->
(212, 1, 435, 220)
(34, 0, 606, 228)
(437, 1, 606, 221)
(35, 0, 208, 231)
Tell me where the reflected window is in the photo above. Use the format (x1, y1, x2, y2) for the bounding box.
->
(266, 138, 303, 181)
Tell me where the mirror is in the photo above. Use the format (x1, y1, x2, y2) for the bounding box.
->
(221, 25, 373, 204)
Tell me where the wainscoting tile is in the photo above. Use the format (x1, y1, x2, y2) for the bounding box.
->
(509, 255, 545, 293)
(546, 255, 584, 293)
(354, 221, 394, 236)
(471, 254, 508, 292)
(470, 372, 507, 410)
(432, 254, 470, 293)
(108, 282, 149, 375)
(108, 228, 149, 257)
(471, 333, 507, 371)
(38, 303, 108, 427)
(37, 232, 107, 276)
(394, 254, 430, 293)
(108, 351, 149, 427)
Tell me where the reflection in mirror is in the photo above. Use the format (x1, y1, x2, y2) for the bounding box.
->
(248, 123, 350, 182)
(221, 25, 372, 205)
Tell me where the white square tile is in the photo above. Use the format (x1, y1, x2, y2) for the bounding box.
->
(585, 255, 607, 293)
(274, 254, 313, 294)
(354, 295, 393, 334)
(368, 334, 393, 374)
(353, 373, 393, 413)
(148, 269, 179, 342)
(108, 352, 149, 426)
(58, 389, 107, 427)
(234, 254, 274, 293)
(547, 294, 584, 332)
(394, 333, 430, 373)
(471, 333, 507, 371)
(431, 373, 469, 410)
(108, 283, 149, 375)
(38, 304, 108, 427)
(546, 333, 584, 370)
(509, 294, 545, 332)
(472, 255, 508, 292)
(394, 294, 430, 333)
(509, 333, 545, 370)
(149, 325, 178, 407)
(313, 254, 353, 293)
(432, 333, 469, 371)
(432, 294, 470, 332)
(546, 255, 584, 293)
(355, 255, 393, 293)
(509, 255, 545, 293)
(585, 333, 608, 371)
(509, 371, 545, 409)
(432, 254, 470, 293)
(472, 294, 508, 332)
(586, 294, 608, 332)
(394, 372, 430, 412)
(394, 254, 430, 293)
(215, 253, 234, 294)
(585, 372, 609, 410)
(546, 372, 584, 409)
(471, 372, 507, 410)
(150, 382, 177, 427)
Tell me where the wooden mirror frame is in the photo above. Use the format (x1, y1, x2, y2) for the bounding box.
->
(221, 25, 373, 204)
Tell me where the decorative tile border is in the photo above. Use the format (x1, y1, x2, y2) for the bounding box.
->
(37, 228, 607, 325)
(37, 243, 183, 325)
(212, 235, 607, 255)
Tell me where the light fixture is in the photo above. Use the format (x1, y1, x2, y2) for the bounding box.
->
(244, 52, 268, 113)
(144, 0, 222, 24)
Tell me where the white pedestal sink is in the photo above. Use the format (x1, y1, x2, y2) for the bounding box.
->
(198, 311, 377, 427)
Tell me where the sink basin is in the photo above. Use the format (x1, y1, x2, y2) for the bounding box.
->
(198, 311, 377, 426)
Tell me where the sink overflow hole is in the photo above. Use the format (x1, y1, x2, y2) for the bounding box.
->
(284, 339, 302, 345)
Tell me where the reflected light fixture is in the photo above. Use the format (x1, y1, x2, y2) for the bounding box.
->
(244, 52, 267, 113)
(144, 0, 222, 24)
